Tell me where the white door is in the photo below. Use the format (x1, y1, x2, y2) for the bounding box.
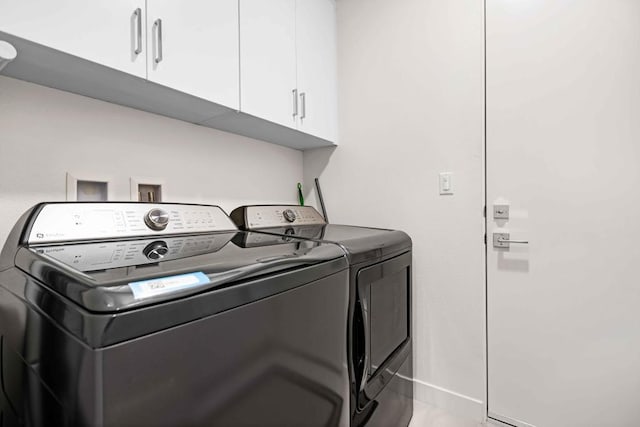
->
(0, 0, 146, 77)
(487, 1, 640, 426)
(239, 0, 297, 129)
(296, 0, 338, 142)
(147, 0, 239, 109)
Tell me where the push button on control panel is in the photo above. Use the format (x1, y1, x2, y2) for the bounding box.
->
(144, 208, 170, 231)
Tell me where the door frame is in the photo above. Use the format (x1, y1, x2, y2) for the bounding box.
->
(478, 2, 541, 425)
(482, 0, 489, 423)
(482, 2, 515, 425)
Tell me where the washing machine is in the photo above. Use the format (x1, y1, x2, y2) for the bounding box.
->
(230, 205, 413, 427)
(0, 202, 350, 427)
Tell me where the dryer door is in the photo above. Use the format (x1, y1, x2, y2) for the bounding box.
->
(355, 251, 412, 408)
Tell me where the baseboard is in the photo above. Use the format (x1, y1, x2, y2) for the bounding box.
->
(411, 377, 484, 421)
(488, 412, 536, 427)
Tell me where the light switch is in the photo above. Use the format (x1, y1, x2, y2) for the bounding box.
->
(439, 172, 453, 195)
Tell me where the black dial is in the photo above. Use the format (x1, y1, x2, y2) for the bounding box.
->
(282, 227, 296, 242)
(143, 241, 169, 261)
(282, 209, 297, 223)
(144, 208, 170, 231)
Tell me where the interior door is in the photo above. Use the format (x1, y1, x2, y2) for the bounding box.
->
(146, 0, 239, 109)
(296, 0, 338, 142)
(0, 0, 146, 77)
(486, 1, 640, 426)
(239, 0, 297, 129)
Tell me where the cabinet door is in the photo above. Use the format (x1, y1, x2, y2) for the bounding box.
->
(0, 0, 146, 78)
(296, 0, 338, 142)
(146, 0, 239, 109)
(240, 0, 297, 129)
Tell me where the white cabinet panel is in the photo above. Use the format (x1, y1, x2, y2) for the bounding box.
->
(0, 0, 146, 78)
(296, 0, 338, 142)
(240, 0, 297, 129)
(0, 0, 336, 148)
(147, 0, 239, 109)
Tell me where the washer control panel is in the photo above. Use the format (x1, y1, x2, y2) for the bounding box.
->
(27, 203, 237, 244)
(144, 208, 170, 231)
(233, 205, 326, 229)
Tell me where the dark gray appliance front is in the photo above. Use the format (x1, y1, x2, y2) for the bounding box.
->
(0, 202, 351, 427)
(230, 205, 414, 427)
(0, 270, 349, 427)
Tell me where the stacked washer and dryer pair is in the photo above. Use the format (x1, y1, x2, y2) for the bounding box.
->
(0, 202, 412, 427)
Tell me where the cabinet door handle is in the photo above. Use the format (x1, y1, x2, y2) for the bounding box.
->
(133, 8, 143, 54)
(154, 18, 163, 63)
(300, 92, 306, 120)
(292, 89, 298, 117)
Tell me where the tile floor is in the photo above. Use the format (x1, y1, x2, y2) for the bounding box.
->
(408, 400, 487, 427)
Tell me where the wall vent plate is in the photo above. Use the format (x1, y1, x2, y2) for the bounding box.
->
(66, 172, 113, 201)
(77, 180, 108, 201)
(130, 177, 165, 202)
(138, 184, 162, 202)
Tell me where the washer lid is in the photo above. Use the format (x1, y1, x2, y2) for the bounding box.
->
(16, 230, 346, 313)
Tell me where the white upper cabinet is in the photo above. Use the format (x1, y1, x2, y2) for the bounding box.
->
(0, 0, 337, 148)
(0, 0, 146, 78)
(296, 0, 338, 142)
(239, 0, 338, 142)
(239, 0, 298, 129)
(146, 0, 239, 109)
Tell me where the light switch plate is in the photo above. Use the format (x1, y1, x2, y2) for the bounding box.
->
(439, 172, 453, 195)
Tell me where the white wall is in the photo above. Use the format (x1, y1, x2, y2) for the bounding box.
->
(0, 76, 303, 244)
(304, 0, 486, 419)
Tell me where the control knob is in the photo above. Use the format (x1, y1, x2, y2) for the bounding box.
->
(282, 227, 296, 242)
(282, 209, 297, 223)
(144, 208, 170, 231)
(143, 241, 169, 261)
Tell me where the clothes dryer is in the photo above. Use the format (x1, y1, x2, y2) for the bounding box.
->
(230, 205, 413, 427)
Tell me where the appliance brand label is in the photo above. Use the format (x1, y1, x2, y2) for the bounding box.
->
(129, 272, 210, 299)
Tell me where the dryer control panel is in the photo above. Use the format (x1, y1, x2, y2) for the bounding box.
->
(231, 205, 326, 229)
(27, 203, 237, 244)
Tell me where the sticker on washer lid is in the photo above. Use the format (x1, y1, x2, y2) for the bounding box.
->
(128, 272, 210, 300)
